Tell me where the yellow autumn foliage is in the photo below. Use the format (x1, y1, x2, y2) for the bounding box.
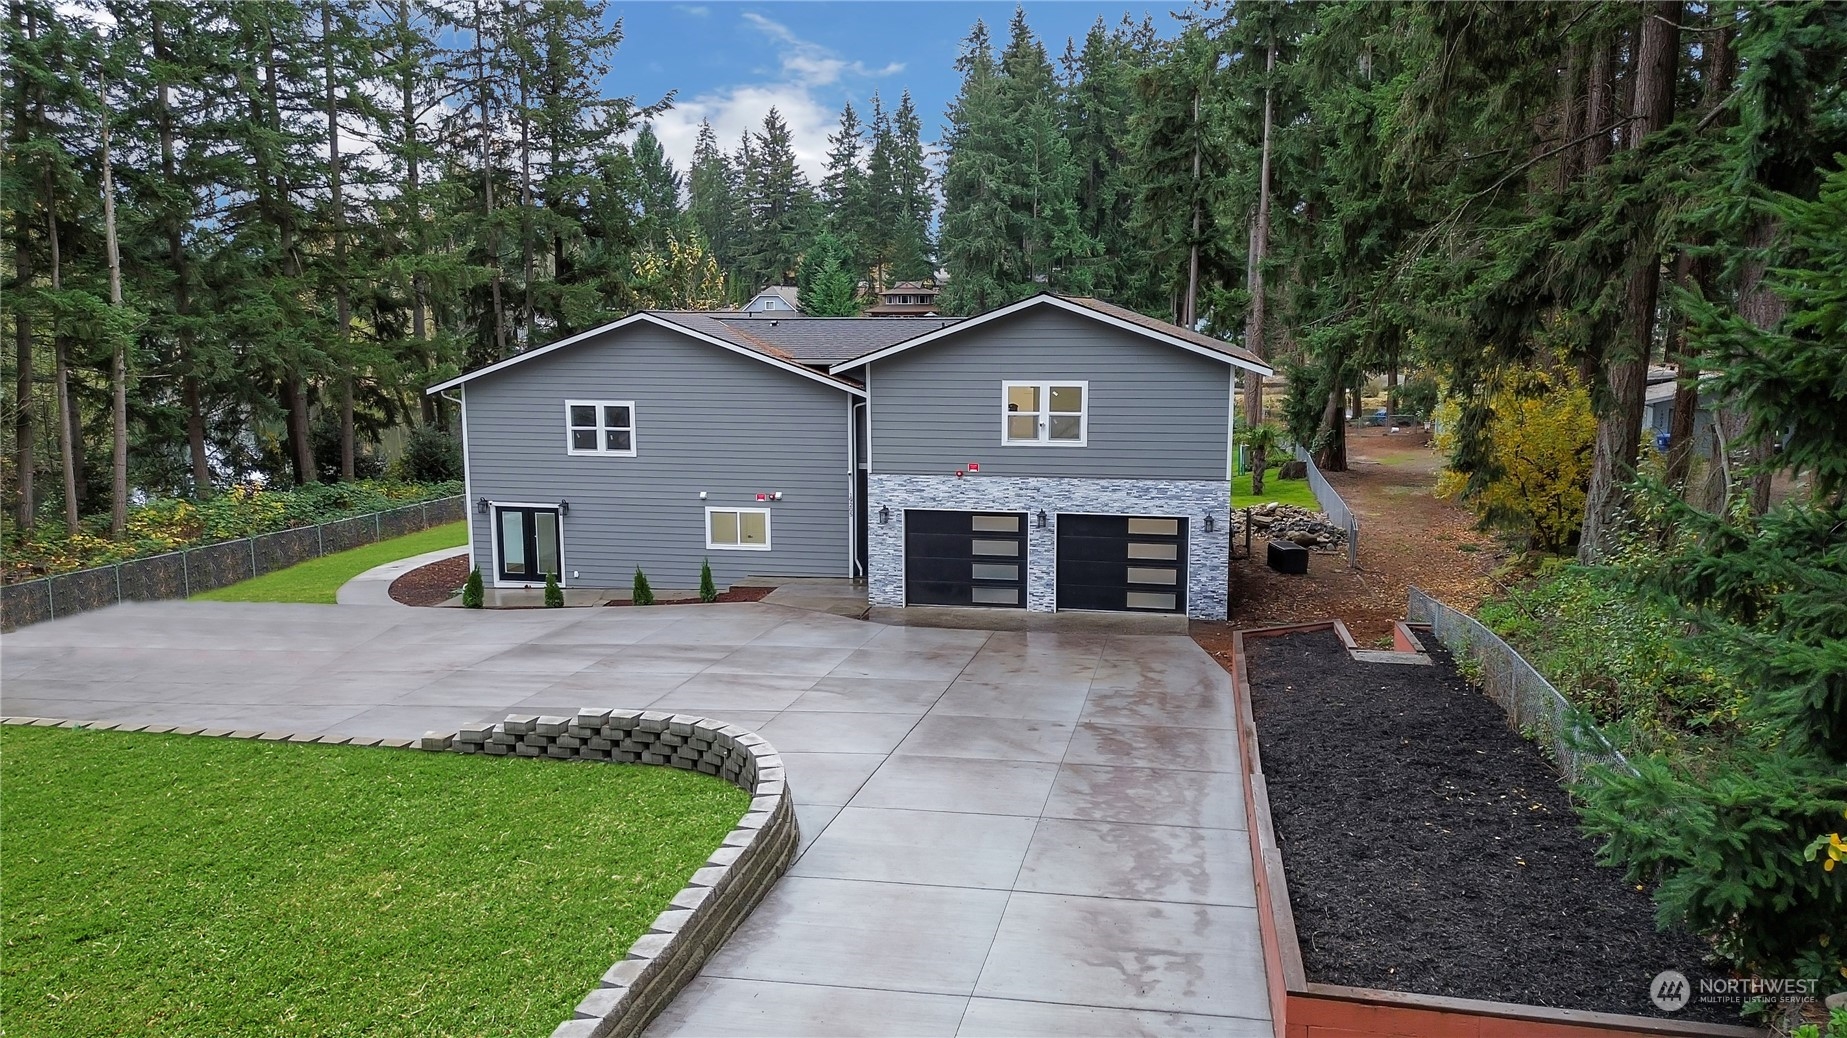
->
(1437, 371, 1597, 553)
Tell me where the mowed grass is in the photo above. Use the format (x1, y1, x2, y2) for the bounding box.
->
(1231, 467, 1322, 510)
(0, 726, 748, 1037)
(192, 521, 466, 604)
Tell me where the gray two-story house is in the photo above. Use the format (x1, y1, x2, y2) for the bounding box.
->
(431, 294, 1269, 619)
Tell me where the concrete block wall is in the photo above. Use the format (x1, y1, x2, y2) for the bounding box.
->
(448, 710, 798, 1038)
(866, 473, 1231, 619)
(0, 709, 796, 1038)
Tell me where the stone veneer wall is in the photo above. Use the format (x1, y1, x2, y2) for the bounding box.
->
(0, 709, 796, 1038)
(866, 473, 1231, 620)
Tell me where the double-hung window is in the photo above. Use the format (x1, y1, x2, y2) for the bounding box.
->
(566, 400, 636, 456)
(1002, 381, 1087, 446)
(707, 507, 771, 550)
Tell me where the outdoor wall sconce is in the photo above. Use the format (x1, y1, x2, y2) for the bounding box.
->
(559, 500, 571, 516)
(879, 506, 890, 525)
(1037, 510, 1048, 529)
(1204, 514, 1216, 532)
(476, 497, 489, 513)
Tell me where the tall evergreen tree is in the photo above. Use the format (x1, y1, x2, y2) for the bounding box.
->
(737, 107, 815, 289)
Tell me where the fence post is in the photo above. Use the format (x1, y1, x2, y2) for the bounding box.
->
(374, 512, 382, 543)
(250, 536, 259, 579)
(182, 550, 191, 598)
(45, 578, 55, 619)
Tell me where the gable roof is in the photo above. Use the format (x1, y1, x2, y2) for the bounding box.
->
(745, 285, 800, 310)
(677, 313, 961, 365)
(826, 293, 1274, 376)
(425, 311, 866, 397)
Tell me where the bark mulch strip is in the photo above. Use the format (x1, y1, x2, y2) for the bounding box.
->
(1243, 628, 1734, 1024)
(389, 555, 470, 606)
(604, 586, 775, 606)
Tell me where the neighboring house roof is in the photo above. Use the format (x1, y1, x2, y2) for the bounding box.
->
(745, 286, 800, 311)
(827, 293, 1274, 376)
(425, 311, 866, 398)
(681, 314, 961, 365)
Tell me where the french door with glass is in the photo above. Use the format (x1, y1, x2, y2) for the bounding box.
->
(494, 505, 562, 585)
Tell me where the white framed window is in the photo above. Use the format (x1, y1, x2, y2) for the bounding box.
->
(706, 507, 771, 551)
(565, 400, 636, 456)
(1002, 381, 1088, 446)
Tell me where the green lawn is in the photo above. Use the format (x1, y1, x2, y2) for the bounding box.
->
(0, 726, 748, 1037)
(1231, 466, 1322, 510)
(192, 521, 467, 604)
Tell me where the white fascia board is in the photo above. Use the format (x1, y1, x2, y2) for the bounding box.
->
(828, 295, 1275, 378)
(427, 312, 866, 398)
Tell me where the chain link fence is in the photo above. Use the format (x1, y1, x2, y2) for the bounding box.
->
(1, 496, 465, 631)
(1407, 586, 1634, 782)
(1293, 444, 1359, 567)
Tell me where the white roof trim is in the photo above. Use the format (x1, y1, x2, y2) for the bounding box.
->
(828, 294, 1275, 377)
(426, 312, 865, 398)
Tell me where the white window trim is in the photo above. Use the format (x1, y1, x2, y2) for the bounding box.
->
(1001, 380, 1089, 447)
(705, 506, 773, 551)
(487, 501, 568, 590)
(565, 399, 637, 457)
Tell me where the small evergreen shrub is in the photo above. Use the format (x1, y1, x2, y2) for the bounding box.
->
(394, 425, 464, 483)
(461, 567, 484, 608)
(543, 572, 563, 608)
(699, 558, 717, 603)
(631, 567, 654, 606)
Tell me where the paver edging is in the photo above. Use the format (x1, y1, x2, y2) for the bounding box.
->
(0, 711, 797, 1038)
(443, 709, 797, 1038)
(1226, 624, 1764, 1038)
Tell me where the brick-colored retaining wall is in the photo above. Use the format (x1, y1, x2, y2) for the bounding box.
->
(0, 496, 465, 631)
(1228, 624, 1764, 1038)
(0, 707, 796, 1038)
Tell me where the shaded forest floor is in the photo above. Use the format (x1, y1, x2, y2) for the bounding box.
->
(1203, 427, 1503, 646)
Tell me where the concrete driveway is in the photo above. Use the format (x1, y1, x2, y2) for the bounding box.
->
(1, 601, 1268, 1037)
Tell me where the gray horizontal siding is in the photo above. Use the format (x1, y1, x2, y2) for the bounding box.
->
(463, 324, 853, 589)
(869, 308, 1232, 480)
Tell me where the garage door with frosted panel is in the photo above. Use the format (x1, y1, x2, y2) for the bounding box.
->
(904, 510, 1028, 607)
(1055, 515, 1187, 613)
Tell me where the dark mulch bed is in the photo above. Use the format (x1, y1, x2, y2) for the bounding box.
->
(604, 585, 775, 606)
(389, 554, 469, 606)
(1244, 629, 1735, 1024)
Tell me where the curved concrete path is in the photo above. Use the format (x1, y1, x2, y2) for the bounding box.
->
(334, 546, 468, 606)
(1, 601, 1268, 1036)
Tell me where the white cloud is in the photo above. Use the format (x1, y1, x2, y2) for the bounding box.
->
(649, 11, 902, 183)
(673, 4, 709, 16)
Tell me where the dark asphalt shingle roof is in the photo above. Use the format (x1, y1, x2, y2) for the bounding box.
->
(654, 312, 962, 365)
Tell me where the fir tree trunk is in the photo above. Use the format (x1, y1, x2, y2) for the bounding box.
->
(152, 7, 209, 496)
(324, 3, 354, 480)
(473, 0, 507, 360)
(10, 16, 33, 529)
(1737, 217, 1782, 514)
(101, 75, 128, 538)
(1241, 37, 1276, 428)
(1580, 1, 1679, 563)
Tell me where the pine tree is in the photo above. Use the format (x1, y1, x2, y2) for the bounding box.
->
(631, 122, 683, 249)
(820, 100, 871, 280)
(738, 108, 815, 290)
(798, 231, 861, 316)
(686, 119, 738, 292)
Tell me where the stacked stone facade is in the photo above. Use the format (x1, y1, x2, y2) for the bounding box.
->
(866, 473, 1231, 620)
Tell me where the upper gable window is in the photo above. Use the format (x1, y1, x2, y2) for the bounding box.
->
(566, 400, 636, 456)
(1002, 381, 1087, 446)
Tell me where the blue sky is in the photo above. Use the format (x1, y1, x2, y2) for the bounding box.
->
(607, 2, 1182, 181)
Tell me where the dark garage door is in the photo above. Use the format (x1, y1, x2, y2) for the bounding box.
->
(1056, 515, 1188, 613)
(905, 510, 1028, 607)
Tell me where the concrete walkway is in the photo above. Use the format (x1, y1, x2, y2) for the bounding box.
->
(0, 602, 1268, 1036)
(334, 546, 468, 606)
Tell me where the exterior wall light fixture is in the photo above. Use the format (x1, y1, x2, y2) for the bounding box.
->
(559, 500, 570, 516)
(1204, 514, 1215, 532)
(476, 497, 490, 513)
(879, 506, 890, 525)
(1037, 510, 1048, 529)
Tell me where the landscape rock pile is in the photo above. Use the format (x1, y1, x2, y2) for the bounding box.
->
(1241, 501, 1347, 551)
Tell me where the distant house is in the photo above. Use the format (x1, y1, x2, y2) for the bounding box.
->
(744, 286, 800, 313)
(1643, 366, 1715, 452)
(430, 292, 1271, 619)
(865, 280, 941, 317)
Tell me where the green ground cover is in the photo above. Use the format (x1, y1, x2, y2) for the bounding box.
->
(1231, 466, 1322, 510)
(0, 726, 747, 1037)
(193, 521, 466, 604)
